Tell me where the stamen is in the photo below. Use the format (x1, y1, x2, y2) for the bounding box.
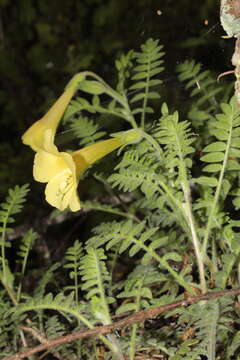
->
(56, 172, 74, 203)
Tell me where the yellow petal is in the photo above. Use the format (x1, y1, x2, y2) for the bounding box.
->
(33, 151, 66, 182)
(45, 168, 80, 211)
(22, 86, 75, 151)
(41, 129, 59, 154)
(69, 192, 81, 211)
(33, 149, 75, 183)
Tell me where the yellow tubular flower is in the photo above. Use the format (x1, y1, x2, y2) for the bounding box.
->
(22, 73, 85, 151)
(33, 129, 142, 212)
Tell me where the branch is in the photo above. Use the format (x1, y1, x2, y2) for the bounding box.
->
(2, 288, 240, 360)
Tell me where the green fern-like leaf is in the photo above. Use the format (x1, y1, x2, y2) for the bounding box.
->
(17, 229, 37, 269)
(45, 315, 65, 339)
(117, 264, 161, 359)
(17, 229, 37, 301)
(15, 292, 84, 321)
(0, 184, 29, 286)
(200, 99, 240, 175)
(109, 150, 161, 196)
(117, 265, 160, 314)
(0, 301, 17, 356)
(176, 60, 222, 106)
(196, 98, 240, 255)
(115, 49, 135, 94)
(177, 297, 234, 359)
(87, 220, 193, 293)
(130, 38, 164, 127)
(33, 262, 61, 298)
(0, 184, 29, 240)
(69, 116, 106, 146)
(108, 140, 188, 234)
(79, 247, 114, 325)
(64, 240, 83, 303)
(176, 60, 225, 112)
(154, 110, 195, 176)
(64, 92, 127, 124)
(14, 292, 117, 353)
(176, 60, 232, 135)
(170, 339, 200, 360)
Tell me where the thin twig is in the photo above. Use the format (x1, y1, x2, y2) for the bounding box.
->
(2, 288, 240, 360)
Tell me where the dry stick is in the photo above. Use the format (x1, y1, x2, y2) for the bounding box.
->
(18, 327, 63, 360)
(3, 288, 240, 360)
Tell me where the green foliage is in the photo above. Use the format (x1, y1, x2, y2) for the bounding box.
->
(64, 38, 164, 131)
(176, 60, 223, 108)
(3, 38, 240, 359)
(0, 184, 29, 287)
(154, 107, 195, 173)
(64, 239, 83, 302)
(170, 339, 200, 360)
(68, 116, 106, 146)
(175, 296, 234, 359)
(79, 247, 116, 331)
(117, 265, 157, 314)
(0, 184, 29, 239)
(129, 38, 164, 126)
(176, 59, 232, 136)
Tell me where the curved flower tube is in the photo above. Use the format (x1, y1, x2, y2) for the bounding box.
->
(22, 73, 85, 151)
(33, 129, 142, 211)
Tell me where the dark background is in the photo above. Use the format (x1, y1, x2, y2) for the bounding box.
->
(0, 0, 233, 208)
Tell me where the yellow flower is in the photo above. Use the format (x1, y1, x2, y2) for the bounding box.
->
(22, 73, 85, 151)
(33, 129, 142, 212)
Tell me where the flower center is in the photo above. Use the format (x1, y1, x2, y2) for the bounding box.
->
(56, 170, 74, 202)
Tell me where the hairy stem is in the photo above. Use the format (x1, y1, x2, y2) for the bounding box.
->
(143, 132, 162, 158)
(173, 127, 206, 293)
(85, 71, 138, 128)
(182, 186, 207, 293)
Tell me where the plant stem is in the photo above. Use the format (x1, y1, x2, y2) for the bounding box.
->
(1, 280, 18, 305)
(141, 59, 150, 129)
(182, 186, 207, 293)
(130, 235, 195, 294)
(143, 132, 162, 158)
(94, 250, 124, 360)
(201, 112, 232, 257)
(86, 71, 138, 128)
(129, 285, 141, 360)
(173, 126, 206, 293)
(82, 202, 137, 221)
(1, 215, 8, 283)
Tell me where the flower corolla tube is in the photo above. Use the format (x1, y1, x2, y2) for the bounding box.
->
(22, 73, 85, 151)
